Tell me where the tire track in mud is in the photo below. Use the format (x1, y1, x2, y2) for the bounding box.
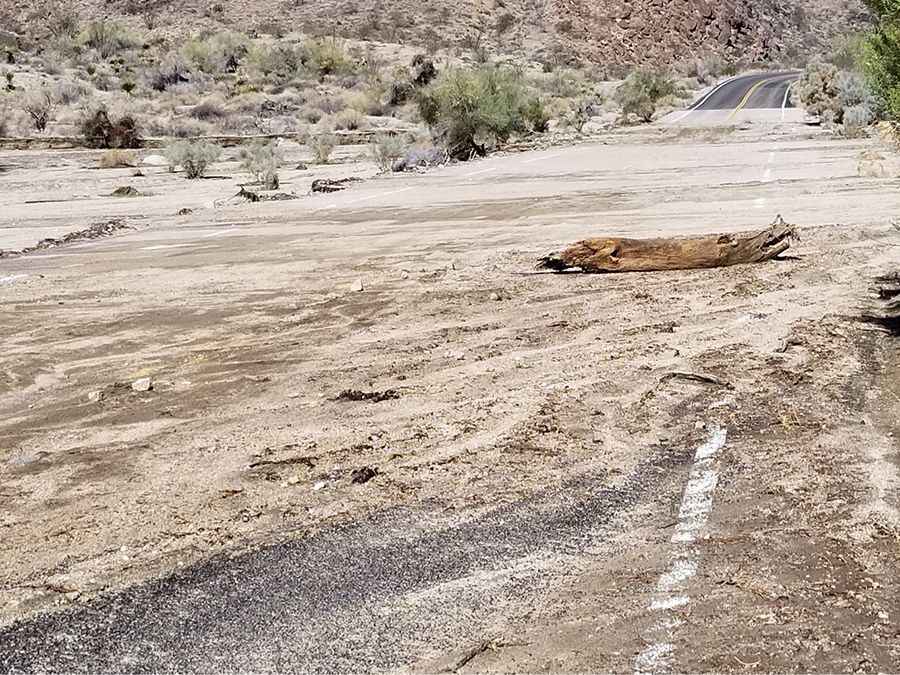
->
(0, 440, 698, 673)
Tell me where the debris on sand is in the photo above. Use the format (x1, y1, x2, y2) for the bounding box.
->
(660, 372, 733, 389)
(350, 466, 379, 484)
(334, 389, 400, 403)
(863, 272, 899, 335)
(235, 187, 299, 203)
(351, 278, 364, 292)
(538, 216, 798, 274)
(177, 208, 194, 216)
(311, 177, 363, 194)
(110, 185, 144, 197)
(0, 219, 130, 258)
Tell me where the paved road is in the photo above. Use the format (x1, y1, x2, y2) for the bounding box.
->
(692, 71, 799, 111)
(667, 70, 801, 124)
(0, 448, 692, 673)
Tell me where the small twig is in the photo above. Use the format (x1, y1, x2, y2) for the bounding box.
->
(442, 640, 493, 673)
(659, 372, 733, 389)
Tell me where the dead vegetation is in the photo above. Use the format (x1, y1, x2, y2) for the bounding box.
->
(540, 219, 798, 273)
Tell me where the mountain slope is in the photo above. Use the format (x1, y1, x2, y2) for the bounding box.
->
(17, 0, 870, 66)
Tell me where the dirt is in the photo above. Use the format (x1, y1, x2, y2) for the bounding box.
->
(0, 121, 899, 671)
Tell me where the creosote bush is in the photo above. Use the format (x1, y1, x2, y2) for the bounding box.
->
(614, 69, 677, 123)
(79, 21, 139, 59)
(309, 128, 337, 164)
(304, 37, 352, 78)
(417, 65, 538, 160)
(239, 140, 282, 189)
(164, 140, 222, 179)
(797, 61, 844, 122)
(370, 133, 405, 171)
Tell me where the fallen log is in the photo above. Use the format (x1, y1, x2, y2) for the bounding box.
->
(538, 217, 798, 274)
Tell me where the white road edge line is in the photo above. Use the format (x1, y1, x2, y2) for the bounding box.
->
(781, 81, 795, 122)
(634, 427, 728, 674)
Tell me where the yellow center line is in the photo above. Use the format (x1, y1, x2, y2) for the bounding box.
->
(727, 78, 772, 121)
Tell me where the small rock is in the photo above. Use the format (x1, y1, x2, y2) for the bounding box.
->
(350, 466, 378, 485)
(87, 390, 103, 403)
(295, 162, 308, 171)
(176, 208, 194, 216)
(286, 476, 301, 486)
(141, 154, 168, 167)
(131, 170, 145, 178)
(312, 480, 328, 491)
(131, 377, 152, 392)
(400, 270, 410, 280)
(489, 292, 501, 301)
(351, 278, 364, 292)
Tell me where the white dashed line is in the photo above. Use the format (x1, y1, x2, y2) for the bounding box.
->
(634, 427, 727, 674)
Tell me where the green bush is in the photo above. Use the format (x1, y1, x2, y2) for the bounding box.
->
(614, 69, 677, 123)
(797, 61, 844, 122)
(861, 0, 900, 120)
(79, 21, 139, 59)
(416, 65, 532, 159)
(164, 140, 222, 179)
(370, 133, 405, 171)
(182, 31, 249, 74)
(239, 140, 281, 189)
(523, 97, 550, 132)
(304, 38, 352, 79)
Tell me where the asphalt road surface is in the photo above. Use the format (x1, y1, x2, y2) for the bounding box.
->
(0, 447, 693, 673)
(691, 71, 800, 111)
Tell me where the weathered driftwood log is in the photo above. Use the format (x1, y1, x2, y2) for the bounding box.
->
(539, 218, 798, 274)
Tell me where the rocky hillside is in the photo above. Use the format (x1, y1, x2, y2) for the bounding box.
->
(11, 0, 870, 67)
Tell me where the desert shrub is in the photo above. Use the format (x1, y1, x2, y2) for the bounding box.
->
(797, 61, 844, 121)
(80, 21, 139, 59)
(164, 140, 222, 179)
(309, 127, 338, 164)
(81, 109, 141, 148)
(388, 80, 414, 106)
(98, 149, 135, 168)
(182, 31, 249, 74)
(22, 90, 54, 132)
(239, 140, 281, 189)
(370, 133, 405, 171)
(843, 104, 875, 137)
(411, 55, 437, 87)
(304, 37, 352, 78)
(861, 0, 900, 120)
(614, 69, 677, 123)
(245, 42, 302, 84)
(147, 52, 191, 92)
(350, 86, 388, 116)
(335, 108, 364, 130)
(523, 97, 550, 132)
(684, 54, 726, 86)
(45, 0, 81, 39)
(417, 65, 533, 159)
(190, 99, 227, 121)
